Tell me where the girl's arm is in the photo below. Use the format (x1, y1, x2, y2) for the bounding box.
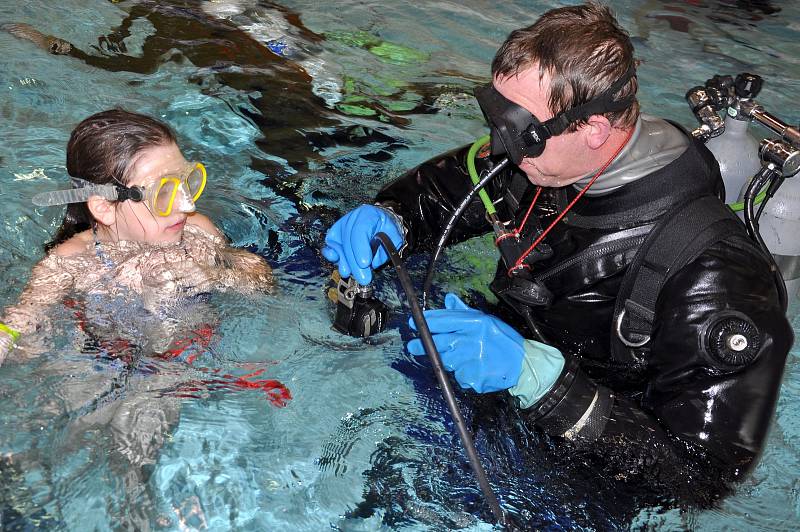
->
(187, 214, 275, 294)
(216, 247, 275, 293)
(0, 253, 74, 365)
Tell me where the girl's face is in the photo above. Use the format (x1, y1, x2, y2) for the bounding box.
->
(108, 143, 197, 244)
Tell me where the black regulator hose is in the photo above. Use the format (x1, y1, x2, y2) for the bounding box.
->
(373, 231, 507, 526)
(743, 165, 789, 311)
(422, 157, 511, 307)
(743, 166, 772, 246)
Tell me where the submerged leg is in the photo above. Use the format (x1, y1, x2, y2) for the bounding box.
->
(1, 23, 72, 54)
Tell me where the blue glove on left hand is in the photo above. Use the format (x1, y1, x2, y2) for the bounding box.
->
(321, 204, 405, 285)
(407, 293, 525, 393)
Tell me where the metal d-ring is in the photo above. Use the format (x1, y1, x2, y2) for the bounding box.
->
(615, 308, 651, 348)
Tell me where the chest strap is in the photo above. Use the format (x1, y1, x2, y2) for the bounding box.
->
(613, 195, 743, 351)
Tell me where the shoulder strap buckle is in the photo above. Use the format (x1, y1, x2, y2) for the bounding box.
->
(614, 302, 653, 348)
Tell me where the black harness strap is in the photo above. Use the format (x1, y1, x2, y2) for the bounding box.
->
(613, 195, 743, 353)
(502, 171, 534, 215)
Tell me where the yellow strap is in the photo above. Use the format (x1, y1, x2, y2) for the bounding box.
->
(0, 322, 20, 342)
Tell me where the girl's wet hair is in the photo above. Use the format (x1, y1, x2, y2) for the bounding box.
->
(45, 109, 177, 251)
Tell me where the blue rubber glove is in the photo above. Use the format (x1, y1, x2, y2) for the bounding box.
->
(322, 205, 405, 285)
(407, 293, 565, 403)
(407, 293, 526, 393)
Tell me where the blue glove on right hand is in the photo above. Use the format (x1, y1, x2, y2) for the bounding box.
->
(322, 204, 405, 285)
(407, 293, 565, 405)
(407, 293, 526, 393)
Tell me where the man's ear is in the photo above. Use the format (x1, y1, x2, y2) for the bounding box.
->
(584, 114, 612, 150)
(87, 196, 116, 226)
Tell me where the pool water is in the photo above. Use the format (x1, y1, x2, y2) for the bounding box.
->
(1, 0, 798, 530)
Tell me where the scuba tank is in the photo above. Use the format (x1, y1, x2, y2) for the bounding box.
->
(706, 114, 761, 204)
(741, 141, 800, 300)
(687, 73, 800, 301)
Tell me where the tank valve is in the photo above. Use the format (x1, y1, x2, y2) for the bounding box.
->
(734, 73, 763, 100)
(760, 139, 800, 177)
(686, 86, 725, 140)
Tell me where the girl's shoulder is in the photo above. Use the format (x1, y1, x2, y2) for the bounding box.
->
(185, 213, 227, 244)
(51, 230, 94, 258)
(28, 233, 92, 284)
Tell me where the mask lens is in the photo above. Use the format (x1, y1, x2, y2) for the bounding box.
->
(153, 178, 178, 216)
(474, 83, 540, 164)
(186, 163, 206, 202)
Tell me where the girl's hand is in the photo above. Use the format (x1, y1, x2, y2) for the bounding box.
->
(141, 258, 219, 310)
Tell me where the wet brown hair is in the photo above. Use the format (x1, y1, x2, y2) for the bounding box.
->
(491, 1, 639, 130)
(45, 109, 177, 251)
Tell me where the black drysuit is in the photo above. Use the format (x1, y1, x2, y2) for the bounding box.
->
(375, 126, 792, 507)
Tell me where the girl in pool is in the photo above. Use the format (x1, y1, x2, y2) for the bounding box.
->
(0, 108, 274, 365)
(0, 109, 283, 528)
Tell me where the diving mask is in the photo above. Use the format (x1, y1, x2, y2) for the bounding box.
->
(33, 162, 207, 217)
(474, 66, 636, 165)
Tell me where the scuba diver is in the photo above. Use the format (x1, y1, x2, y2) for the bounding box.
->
(322, 1, 792, 509)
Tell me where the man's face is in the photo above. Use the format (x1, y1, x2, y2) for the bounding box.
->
(493, 66, 593, 187)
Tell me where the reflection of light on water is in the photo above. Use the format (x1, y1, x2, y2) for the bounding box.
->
(12, 167, 47, 181)
(79, 288, 215, 355)
(166, 92, 260, 153)
(1, 0, 799, 529)
(200, 0, 343, 107)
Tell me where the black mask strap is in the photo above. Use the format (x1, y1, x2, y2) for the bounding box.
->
(541, 66, 636, 137)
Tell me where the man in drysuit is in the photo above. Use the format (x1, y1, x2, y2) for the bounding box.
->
(322, 1, 791, 508)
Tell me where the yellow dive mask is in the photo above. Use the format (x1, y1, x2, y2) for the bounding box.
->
(33, 162, 207, 217)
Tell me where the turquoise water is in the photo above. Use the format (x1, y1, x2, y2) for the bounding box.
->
(0, 0, 798, 529)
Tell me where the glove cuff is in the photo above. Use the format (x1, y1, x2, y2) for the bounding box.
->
(519, 354, 615, 443)
(508, 339, 565, 409)
(375, 203, 409, 254)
